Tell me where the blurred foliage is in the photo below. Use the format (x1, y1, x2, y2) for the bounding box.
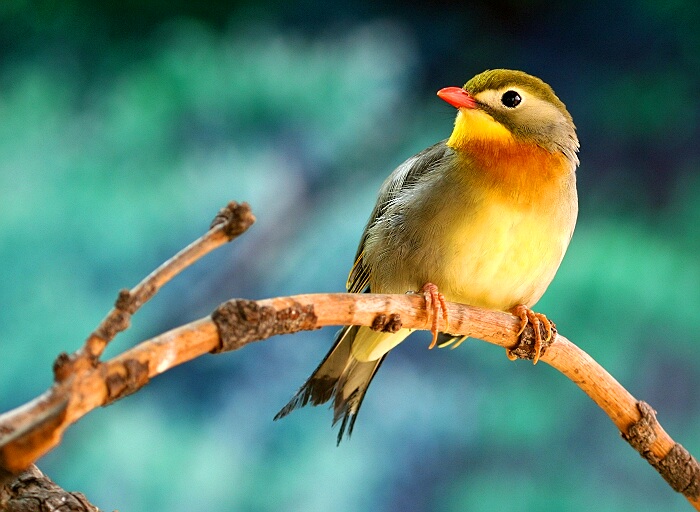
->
(0, 1, 699, 511)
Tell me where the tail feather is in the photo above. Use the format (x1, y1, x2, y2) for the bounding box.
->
(332, 354, 385, 444)
(274, 325, 385, 444)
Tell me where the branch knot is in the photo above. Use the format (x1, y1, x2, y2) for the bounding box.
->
(210, 202, 256, 239)
(622, 401, 700, 498)
(104, 359, 150, 405)
(211, 299, 318, 353)
(371, 313, 403, 333)
(505, 323, 555, 361)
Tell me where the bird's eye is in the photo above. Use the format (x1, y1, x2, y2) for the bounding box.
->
(501, 90, 522, 108)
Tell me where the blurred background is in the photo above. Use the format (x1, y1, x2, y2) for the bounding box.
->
(1, 0, 699, 510)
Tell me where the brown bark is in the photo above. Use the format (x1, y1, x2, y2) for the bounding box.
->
(0, 465, 101, 512)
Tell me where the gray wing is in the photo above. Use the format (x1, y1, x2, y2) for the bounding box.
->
(274, 140, 453, 444)
(346, 140, 452, 293)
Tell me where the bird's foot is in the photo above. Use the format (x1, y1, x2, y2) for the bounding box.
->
(507, 305, 555, 365)
(421, 283, 449, 349)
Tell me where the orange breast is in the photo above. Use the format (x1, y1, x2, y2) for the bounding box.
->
(459, 138, 573, 207)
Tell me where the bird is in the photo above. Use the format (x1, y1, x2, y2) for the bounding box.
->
(274, 69, 579, 444)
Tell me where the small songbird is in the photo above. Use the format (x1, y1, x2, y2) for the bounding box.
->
(275, 69, 579, 443)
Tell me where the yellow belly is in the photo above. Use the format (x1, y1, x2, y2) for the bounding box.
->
(365, 156, 577, 311)
(437, 198, 571, 309)
(353, 197, 574, 363)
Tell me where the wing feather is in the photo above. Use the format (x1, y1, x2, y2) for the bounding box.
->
(346, 140, 452, 293)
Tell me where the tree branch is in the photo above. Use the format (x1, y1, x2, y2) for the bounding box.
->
(1, 201, 698, 509)
(57, 200, 255, 376)
(0, 465, 101, 512)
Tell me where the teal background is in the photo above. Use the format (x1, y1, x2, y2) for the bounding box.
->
(1, 1, 699, 510)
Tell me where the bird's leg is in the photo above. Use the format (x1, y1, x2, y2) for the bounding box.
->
(421, 282, 449, 349)
(508, 305, 555, 365)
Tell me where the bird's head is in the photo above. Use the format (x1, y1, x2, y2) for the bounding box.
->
(438, 69, 579, 166)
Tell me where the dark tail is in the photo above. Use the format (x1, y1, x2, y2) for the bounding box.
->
(274, 325, 385, 444)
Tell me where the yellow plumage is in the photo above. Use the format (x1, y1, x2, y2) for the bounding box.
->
(275, 69, 580, 443)
(447, 107, 514, 147)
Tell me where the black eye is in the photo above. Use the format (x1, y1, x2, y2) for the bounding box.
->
(501, 90, 522, 108)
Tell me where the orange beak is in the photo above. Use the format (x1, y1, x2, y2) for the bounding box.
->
(437, 87, 477, 109)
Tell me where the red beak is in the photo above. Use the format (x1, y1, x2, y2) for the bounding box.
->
(437, 87, 477, 109)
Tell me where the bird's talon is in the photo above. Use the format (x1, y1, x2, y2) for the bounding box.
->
(429, 332, 439, 350)
(511, 305, 555, 365)
(543, 318, 556, 342)
(422, 283, 448, 350)
(514, 307, 528, 336)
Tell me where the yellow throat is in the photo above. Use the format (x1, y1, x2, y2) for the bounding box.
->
(447, 108, 514, 149)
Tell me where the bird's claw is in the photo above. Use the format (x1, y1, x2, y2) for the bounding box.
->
(421, 283, 449, 349)
(507, 305, 555, 364)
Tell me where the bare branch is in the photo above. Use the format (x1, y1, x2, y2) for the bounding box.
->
(1, 200, 698, 509)
(1, 201, 255, 486)
(66, 201, 255, 369)
(1, 293, 699, 507)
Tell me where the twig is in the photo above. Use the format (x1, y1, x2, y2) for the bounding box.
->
(0, 201, 255, 484)
(1, 293, 698, 508)
(53, 201, 255, 379)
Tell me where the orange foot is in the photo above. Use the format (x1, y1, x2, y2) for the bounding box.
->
(422, 283, 449, 350)
(507, 305, 555, 365)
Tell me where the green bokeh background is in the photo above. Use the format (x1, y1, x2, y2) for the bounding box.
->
(1, 1, 699, 510)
